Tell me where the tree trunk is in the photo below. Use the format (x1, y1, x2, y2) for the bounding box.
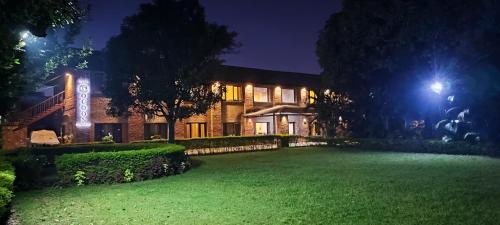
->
(168, 119, 176, 144)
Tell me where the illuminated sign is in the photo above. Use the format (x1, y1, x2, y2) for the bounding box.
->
(76, 78, 91, 128)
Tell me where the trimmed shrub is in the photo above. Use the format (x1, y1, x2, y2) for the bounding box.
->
(55, 144, 188, 185)
(329, 138, 498, 156)
(7, 142, 169, 165)
(175, 135, 281, 149)
(7, 154, 47, 190)
(0, 159, 15, 218)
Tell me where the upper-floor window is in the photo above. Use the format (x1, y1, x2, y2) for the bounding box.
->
(309, 90, 317, 104)
(281, 88, 296, 103)
(223, 85, 242, 101)
(253, 87, 269, 103)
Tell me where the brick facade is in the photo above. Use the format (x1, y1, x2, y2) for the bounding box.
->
(2, 67, 320, 150)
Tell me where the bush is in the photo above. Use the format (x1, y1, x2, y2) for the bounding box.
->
(7, 154, 47, 190)
(0, 159, 15, 219)
(175, 135, 281, 149)
(7, 142, 170, 165)
(55, 144, 188, 185)
(330, 138, 498, 156)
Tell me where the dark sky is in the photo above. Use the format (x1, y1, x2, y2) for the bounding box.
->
(75, 0, 341, 74)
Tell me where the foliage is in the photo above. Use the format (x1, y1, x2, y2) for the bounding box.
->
(13, 149, 500, 225)
(101, 134, 114, 143)
(7, 142, 169, 165)
(6, 154, 46, 190)
(0, 158, 15, 218)
(329, 138, 498, 156)
(312, 89, 353, 137)
(123, 169, 134, 183)
(74, 170, 86, 186)
(22, 26, 93, 88)
(435, 104, 480, 143)
(55, 145, 188, 185)
(175, 135, 281, 149)
(105, 0, 238, 143)
(0, 0, 84, 117)
(316, 0, 500, 138)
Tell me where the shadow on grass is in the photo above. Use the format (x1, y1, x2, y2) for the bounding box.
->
(189, 158, 204, 169)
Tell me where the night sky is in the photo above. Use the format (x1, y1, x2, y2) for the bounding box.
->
(74, 0, 341, 74)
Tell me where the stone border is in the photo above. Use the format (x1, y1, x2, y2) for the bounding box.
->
(186, 143, 279, 156)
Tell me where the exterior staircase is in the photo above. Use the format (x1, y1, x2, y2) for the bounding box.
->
(13, 91, 65, 129)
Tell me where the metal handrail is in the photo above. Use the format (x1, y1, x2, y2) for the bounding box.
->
(18, 91, 65, 120)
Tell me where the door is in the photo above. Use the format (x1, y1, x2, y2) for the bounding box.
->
(288, 122, 295, 135)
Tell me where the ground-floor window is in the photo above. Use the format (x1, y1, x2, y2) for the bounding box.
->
(185, 123, 207, 138)
(223, 123, 241, 136)
(95, 123, 123, 143)
(288, 122, 295, 135)
(144, 123, 167, 140)
(255, 122, 269, 135)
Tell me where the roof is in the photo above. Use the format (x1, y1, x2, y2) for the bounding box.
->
(214, 65, 321, 87)
(244, 105, 315, 117)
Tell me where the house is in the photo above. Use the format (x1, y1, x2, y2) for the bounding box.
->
(1, 66, 321, 150)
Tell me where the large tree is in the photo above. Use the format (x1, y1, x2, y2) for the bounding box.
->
(317, 0, 500, 139)
(0, 0, 83, 118)
(105, 0, 237, 143)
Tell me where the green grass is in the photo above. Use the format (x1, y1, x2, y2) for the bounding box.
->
(12, 147, 500, 225)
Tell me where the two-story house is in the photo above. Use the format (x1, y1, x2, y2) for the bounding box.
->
(1, 65, 321, 149)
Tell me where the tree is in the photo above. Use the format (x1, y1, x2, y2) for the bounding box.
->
(316, 0, 500, 139)
(0, 0, 83, 118)
(105, 0, 237, 143)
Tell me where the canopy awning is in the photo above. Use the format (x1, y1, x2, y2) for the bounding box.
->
(244, 105, 315, 117)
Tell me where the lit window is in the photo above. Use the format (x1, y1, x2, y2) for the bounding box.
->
(255, 122, 269, 135)
(222, 85, 242, 101)
(253, 87, 269, 102)
(282, 88, 295, 103)
(308, 90, 317, 104)
(185, 123, 207, 138)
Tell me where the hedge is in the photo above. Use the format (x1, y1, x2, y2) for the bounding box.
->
(7, 154, 47, 190)
(133, 135, 285, 149)
(55, 144, 189, 185)
(0, 159, 14, 219)
(323, 138, 499, 156)
(7, 142, 169, 165)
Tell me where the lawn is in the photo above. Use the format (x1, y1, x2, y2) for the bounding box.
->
(12, 147, 500, 225)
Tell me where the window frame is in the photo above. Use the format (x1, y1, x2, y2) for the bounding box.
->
(222, 84, 242, 102)
(144, 123, 168, 140)
(223, 123, 241, 136)
(94, 123, 123, 143)
(253, 86, 270, 103)
(255, 122, 270, 135)
(185, 122, 207, 139)
(281, 88, 296, 103)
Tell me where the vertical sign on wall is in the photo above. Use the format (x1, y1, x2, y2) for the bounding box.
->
(75, 77, 91, 128)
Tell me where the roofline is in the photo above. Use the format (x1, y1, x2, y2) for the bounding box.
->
(221, 65, 319, 76)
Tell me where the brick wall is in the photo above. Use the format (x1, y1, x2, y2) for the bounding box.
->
(127, 111, 144, 142)
(1, 125, 28, 150)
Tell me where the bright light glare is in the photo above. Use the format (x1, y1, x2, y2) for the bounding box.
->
(20, 31, 29, 39)
(430, 82, 443, 94)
